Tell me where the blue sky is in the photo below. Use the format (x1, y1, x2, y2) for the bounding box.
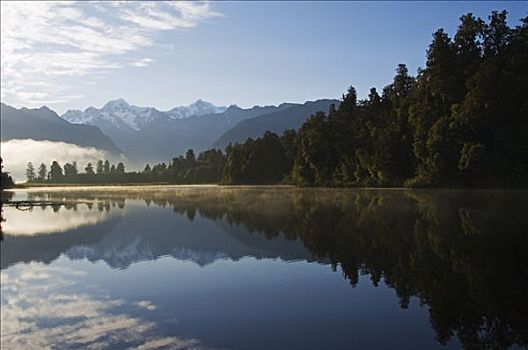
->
(1, 1, 526, 114)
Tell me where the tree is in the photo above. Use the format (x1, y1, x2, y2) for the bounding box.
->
(38, 163, 47, 182)
(96, 160, 104, 174)
(25, 162, 36, 182)
(454, 13, 484, 81)
(49, 161, 63, 182)
(63, 162, 78, 178)
(104, 160, 110, 173)
(483, 10, 511, 57)
(426, 29, 460, 110)
(292, 111, 336, 185)
(458, 143, 489, 185)
(185, 149, 196, 166)
(116, 162, 125, 174)
(85, 162, 95, 175)
(1, 158, 15, 189)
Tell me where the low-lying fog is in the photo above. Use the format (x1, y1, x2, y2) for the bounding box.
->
(1, 139, 128, 182)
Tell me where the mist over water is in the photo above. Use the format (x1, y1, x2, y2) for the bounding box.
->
(0, 139, 127, 182)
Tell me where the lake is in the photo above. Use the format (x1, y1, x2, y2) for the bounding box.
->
(1, 186, 527, 349)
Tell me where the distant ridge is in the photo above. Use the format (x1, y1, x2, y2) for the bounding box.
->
(0, 103, 122, 155)
(211, 99, 339, 149)
(62, 98, 227, 131)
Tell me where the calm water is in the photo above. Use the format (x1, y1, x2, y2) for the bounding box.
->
(1, 186, 527, 349)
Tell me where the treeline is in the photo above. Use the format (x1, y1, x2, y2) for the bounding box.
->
(27, 11, 527, 187)
(24, 160, 141, 184)
(25, 149, 226, 184)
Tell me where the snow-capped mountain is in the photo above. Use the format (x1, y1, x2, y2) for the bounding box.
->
(167, 99, 227, 119)
(59, 98, 336, 164)
(62, 98, 226, 131)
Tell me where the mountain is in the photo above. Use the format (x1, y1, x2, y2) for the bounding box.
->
(62, 98, 227, 131)
(57, 98, 337, 164)
(167, 99, 226, 119)
(0, 103, 122, 154)
(61, 100, 297, 164)
(211, 99, 339, 149)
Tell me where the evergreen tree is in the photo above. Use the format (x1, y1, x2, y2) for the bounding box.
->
(37, 163, 47, 182)
(0, 158, 15, 189)
(104, 160, 110, 173)
(96, 160, 104, 174)
(116, 162, 125, 174)
(49, 161, 63, 182)
(85, 162, 95, 175)
(25, 162, 36, 182)
(63, 163, 78, 179)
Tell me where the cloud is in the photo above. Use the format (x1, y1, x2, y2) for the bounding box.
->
(131, 58, 156, 68)
(0, 1, 220, 107)
(1, 264, 206, 349)
(0, 139, 113, 182)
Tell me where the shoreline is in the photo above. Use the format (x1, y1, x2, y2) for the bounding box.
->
(6, 183, 527, 192)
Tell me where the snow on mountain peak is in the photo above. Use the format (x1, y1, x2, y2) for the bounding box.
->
(61, 99, 227, 131)
(167, 100, 227, 120)
(102, 98, 130, 111)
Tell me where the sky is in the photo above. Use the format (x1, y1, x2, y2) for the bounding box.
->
(1, 1, 526, 114)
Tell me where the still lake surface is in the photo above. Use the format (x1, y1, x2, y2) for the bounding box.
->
(1, 186, 527, 349)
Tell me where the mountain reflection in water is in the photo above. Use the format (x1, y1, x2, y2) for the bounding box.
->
(1, 187, 527, 349)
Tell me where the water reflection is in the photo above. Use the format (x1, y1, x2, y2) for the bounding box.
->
(1, 263, 205, 349)
(1, 187, 527, 349)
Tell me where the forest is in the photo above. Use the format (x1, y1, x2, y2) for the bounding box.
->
(21, 11, 528, 188)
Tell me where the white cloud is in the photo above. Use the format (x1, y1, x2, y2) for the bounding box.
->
(0, 1, 220, 108)
(131, 58, 156, 68)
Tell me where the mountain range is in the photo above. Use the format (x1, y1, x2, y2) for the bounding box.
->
(0, 103, 121, 155)
(1, 98, 338, 166)
(62, 99, 228, 131)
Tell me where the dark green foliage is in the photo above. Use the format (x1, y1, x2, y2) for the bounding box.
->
(49, 161, 63, 182)
(104, 160, 110, 173)
(458, 143, 489, 186)
(223, 131, 292, 185)
(63, 162, 78, 181)
(96, 160, 104, 174)
(0, 158, 15, 189)
(25, 162, 36, 182)
(37, 163, 47, 182)
(290, 11, 527, 188)
(39, 149, 227, 184)
(84, 163, 95, 176)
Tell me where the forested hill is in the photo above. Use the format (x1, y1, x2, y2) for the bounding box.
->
(29, 11, 528, 188)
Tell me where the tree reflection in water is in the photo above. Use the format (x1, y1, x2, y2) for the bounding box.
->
(1, 187, 527, 348)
